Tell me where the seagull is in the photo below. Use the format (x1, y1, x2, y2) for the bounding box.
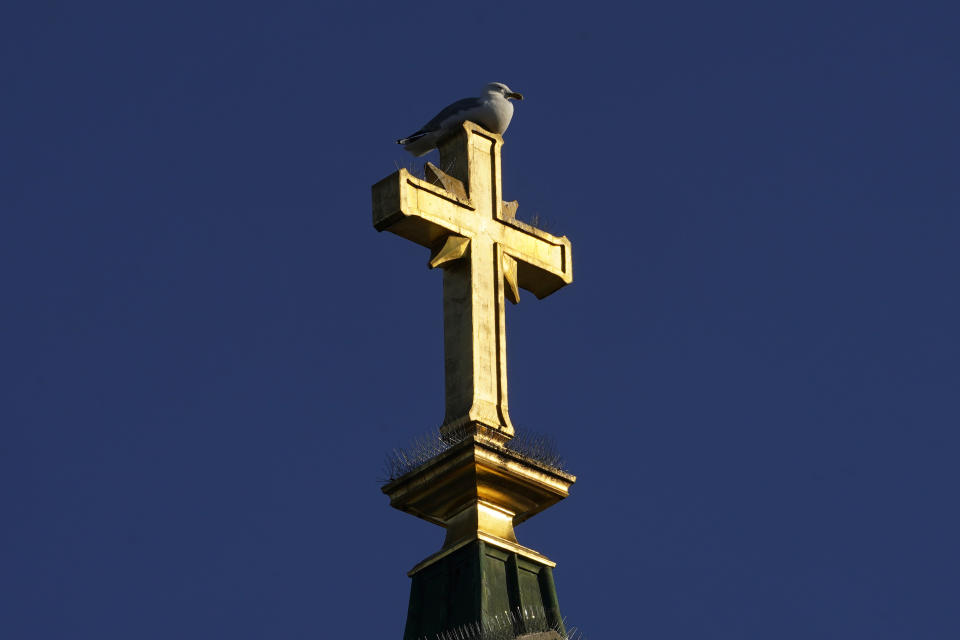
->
(396, 82, 524, 156)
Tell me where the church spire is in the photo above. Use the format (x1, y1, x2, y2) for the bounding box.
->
(372, 122, 576, 640)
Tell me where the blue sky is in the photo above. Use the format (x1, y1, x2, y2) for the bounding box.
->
(2, 1, 958, 638)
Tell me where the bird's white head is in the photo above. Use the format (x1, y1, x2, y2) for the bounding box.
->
(484, 82, 524, 101)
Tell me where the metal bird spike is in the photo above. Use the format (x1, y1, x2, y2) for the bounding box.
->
(383, 427, 568, 482)
(415, 603, 581, 640)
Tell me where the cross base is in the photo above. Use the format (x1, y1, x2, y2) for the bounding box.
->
(383, 433, 575, 640)
(382, 433, 574, 552)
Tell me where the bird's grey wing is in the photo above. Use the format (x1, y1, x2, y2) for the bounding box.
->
(421, 97, 482, 130)
(399, 97, 483, 142)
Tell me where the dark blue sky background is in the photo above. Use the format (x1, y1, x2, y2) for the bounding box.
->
(3, 1, 958, 638)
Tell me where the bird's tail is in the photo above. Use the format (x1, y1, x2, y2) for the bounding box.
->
(396, 131, 427, 146)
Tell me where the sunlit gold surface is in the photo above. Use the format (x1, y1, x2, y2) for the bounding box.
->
(444, 500, 518, 547)
(428, 235, 470, 269)
(372, 122, 573, 439)
(382, 434, 576, 571)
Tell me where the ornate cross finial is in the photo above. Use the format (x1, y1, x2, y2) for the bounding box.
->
(372, 122, 573, 441)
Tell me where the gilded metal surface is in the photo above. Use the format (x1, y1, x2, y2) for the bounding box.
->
(429, 235, 470, 269)
(372, 122, 573, 439)
(382, 433, 576, 570)
(424, 162, 467, 200)
(501, 252, 520, 304)
(444, 500, 518, 546)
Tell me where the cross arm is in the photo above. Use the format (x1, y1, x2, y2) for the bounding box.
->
(497, 217, 573, 300)
(372, 169, 473, 249)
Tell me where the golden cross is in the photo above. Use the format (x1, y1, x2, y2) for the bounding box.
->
(372, 122, 572, 441)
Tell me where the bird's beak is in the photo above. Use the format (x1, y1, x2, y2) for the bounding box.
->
(507, 92, 524, 101)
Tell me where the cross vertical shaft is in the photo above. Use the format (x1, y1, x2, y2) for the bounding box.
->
(436, 130, 513, 437)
